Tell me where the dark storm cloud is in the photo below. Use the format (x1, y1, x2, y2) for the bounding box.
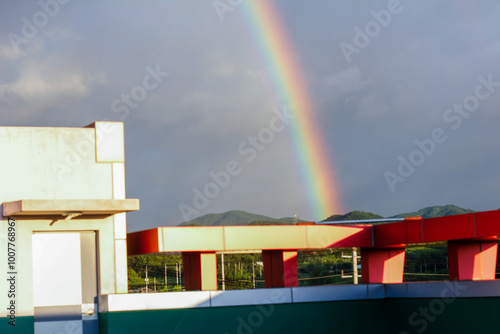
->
(1, 1, 499, 230)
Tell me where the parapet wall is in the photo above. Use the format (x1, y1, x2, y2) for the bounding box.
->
(99, 280, 500, 334)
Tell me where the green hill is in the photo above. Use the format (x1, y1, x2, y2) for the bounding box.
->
(249, 217, 306, 225)
(278, 216, 307, 224)
(179, 205, 477, 227)
(390, 205, 476, 219)
(322, 210, 384, 222)
(248, 220, 293, 226)
(180, 210, 276, 226)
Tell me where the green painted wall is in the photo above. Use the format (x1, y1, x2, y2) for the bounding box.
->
(100, 300, 388, 334)
(5, 297, 500, 333)
(387, 297, 500, 334)
(100, 297, 500, 334)
(0, 316, 34, 334)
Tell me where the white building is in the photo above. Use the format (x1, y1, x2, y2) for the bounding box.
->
(0, 122, 139, 334)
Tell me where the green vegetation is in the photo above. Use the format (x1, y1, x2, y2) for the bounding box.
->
(277, 216, 307, 224)
(404, 246, 449, 281)
(179, 210, 307, 226)
(177, 205, 476, 227)
(128, 254, 183, 292)
(248, 220, 294, 225)
(218, 253, 261, 290)
(323, 210, 384, 222)
(128, 251, 356, 292)
(179, 210, 276, 226)
(391, 204, 475, 218)
(128, 246, 451, 292)
(298, 250, 353, 285)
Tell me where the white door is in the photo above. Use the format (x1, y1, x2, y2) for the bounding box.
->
(32, 232, 98, 334)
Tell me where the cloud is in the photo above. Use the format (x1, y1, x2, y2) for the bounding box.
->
(41, 26, 77, 41)
(324, 66, 365, 92)
(354, 93, 389, 121)
(0, 43, 26, 61)
(1, 1, 500, 226)
(0, 57, 104, 124)
(0, 66, 87, 100)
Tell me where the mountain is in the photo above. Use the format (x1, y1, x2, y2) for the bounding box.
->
(180, 210, 277, 226)
(390, 205, 476, 219)
(249, 217, 306, 225)
(179, 205, 477, 226)
(278, 216, 306, 224)
(322, 210, 384, 222)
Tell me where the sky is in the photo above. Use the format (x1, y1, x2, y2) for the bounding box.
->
(1, 0, 499, 231)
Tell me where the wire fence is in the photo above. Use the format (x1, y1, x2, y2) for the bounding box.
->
(127, 248, 500, 292)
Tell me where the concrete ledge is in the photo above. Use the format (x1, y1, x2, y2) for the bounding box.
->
(101, 291, 211, 312)
(385, 280, 500, 298)
(210, 288, 292, 307)
(367, 283, 386, 299)
(453, 280, 500, 297)
(101, 280, 500, 313)
(3, 199, 139, 216)
(292, 284, 377, 303)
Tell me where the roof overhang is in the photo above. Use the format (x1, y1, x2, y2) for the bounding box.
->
(3, 199, 140, 217)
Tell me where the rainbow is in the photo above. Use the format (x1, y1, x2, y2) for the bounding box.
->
(242, 1, 343, 220)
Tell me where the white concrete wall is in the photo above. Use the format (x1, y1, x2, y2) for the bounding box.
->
(0, 122, 130, 319)
(101, 280, 500, 313)
(0, 126, 113, 201)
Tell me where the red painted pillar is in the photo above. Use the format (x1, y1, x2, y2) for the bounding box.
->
(361, 248, 405, 283)
(448, 237, 498, 281)
(262, 250, 298, 288)
(182, 252, 218, 291)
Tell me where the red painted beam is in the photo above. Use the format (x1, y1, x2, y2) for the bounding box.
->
(448, 238, 498, 280)
(127, 228, 160, 255)
(128, 211, 500, 253)
(406, 218, 424, 244)
(476, 211, 500, 237)
(262, 250, 298, 288)
(361, 248, 405, 283)
(373, 221, 406, 248)
(183, 252, 218, 291)
(373, 210, 500, 247)
(127, 225, 374, 254)
(423, 214, 475, 242)
(128, 211, 500, 252)
(373, 218, 423, 247)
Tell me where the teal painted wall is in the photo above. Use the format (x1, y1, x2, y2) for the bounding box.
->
(5, 298, 500, 333)
(387, 297, 500, 334)
(100, 297, 500, 334)
(0, 316, 34, 333)
(100, 300, 388, 334)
